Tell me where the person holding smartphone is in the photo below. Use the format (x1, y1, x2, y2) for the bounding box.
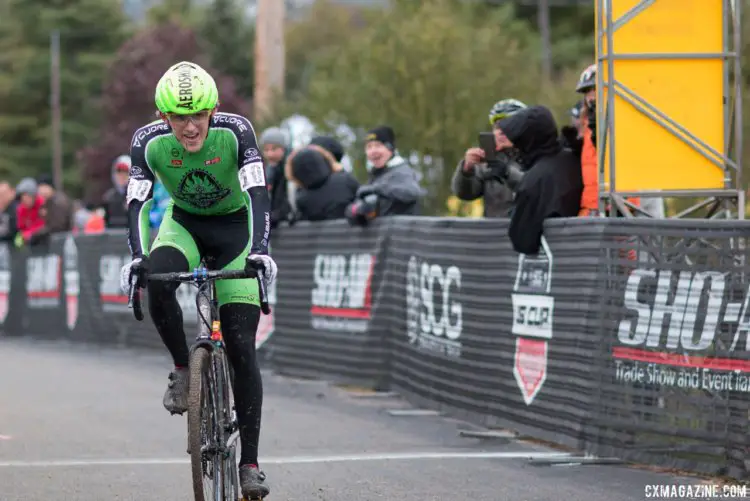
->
(451, 99, 527, 218)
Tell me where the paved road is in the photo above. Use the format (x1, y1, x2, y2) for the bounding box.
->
(0, 337, 736, 501)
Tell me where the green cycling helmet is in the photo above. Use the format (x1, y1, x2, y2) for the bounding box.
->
(155, 61, 219, 115)
(488, 98, 527, 126)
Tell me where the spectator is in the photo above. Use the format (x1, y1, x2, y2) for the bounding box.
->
(309, 135, 345, 164)
(71, 200, 92, 234)
(285, 144, 359, 221)
(574, 64, 643, 217)
(102, 155, 130, 228)
(15, 178, 45, 245)
(347, 125, 424, 224)
(36, 176, 73, 236)
(0, 181, 18, 243)
(495, 106, 583, 255)
(451, 99, 527, 217)
(259, 127, 292, 228)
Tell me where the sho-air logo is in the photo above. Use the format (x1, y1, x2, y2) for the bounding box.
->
(511, 237, 554, 406)
(614, 269, 750, 392)
(174, 170, 231, 209)
(309, 253, 375, 333)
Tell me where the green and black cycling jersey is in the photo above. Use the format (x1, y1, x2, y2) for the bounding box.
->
(125, 112, 271, 259)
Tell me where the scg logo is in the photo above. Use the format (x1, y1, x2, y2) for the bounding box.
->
(406, 256, 462, 342)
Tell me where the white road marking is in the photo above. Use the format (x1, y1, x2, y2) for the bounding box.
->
(0, 435, 11, 440)
(0, 450, 572, 468)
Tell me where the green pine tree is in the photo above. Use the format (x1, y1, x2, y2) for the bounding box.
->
(197, 0, 254, 99)
(0, 0, 129, 194)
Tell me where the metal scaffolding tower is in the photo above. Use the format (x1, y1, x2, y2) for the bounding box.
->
(596, 0, 744, 219)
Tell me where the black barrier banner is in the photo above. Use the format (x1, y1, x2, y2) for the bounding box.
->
(589, 220, 750, 479)
(2, 217, 748, 482)
(263, 221, 390, 389)
(381, 217, 607, 452)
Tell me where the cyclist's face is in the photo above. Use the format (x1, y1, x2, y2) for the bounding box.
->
(165, 109, 215, 153)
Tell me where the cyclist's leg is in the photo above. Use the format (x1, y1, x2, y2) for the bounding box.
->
(148, 203, 202, 414)
(209, 208, 268, 497)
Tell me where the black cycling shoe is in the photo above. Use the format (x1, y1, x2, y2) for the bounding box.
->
(163, 367, 189, 415)
(239, 464, 270, 499)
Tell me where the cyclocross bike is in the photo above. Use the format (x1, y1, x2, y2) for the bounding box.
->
(127, 259, 270, 501)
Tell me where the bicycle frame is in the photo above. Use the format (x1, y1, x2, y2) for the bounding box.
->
(127, 263, 269, 501)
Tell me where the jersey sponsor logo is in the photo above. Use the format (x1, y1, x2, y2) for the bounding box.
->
(130, 166, 143, 176)
(204, 156, 221, 166)
(245, 148, 259, 158)
(405, 256, 463, 358)
(170, 159, 183, 167)
(214, 114, 248, 133)
(173, 169, 231, 209)
(511, 237, 554, 406)
(239, 162, 265, 190)
(132, 123, 169, 148)
(171, 148, 180, 158)
(126, 179, 153, 204)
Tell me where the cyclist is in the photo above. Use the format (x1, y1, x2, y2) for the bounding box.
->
(119, 61, 276, 499)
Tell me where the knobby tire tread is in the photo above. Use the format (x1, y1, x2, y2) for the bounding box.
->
(188, 347, 211, 501)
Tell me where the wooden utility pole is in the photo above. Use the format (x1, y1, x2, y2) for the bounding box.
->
(50, 29, 63, 191)
(254, 0, 286, 122)
(538, 0, 552, 83)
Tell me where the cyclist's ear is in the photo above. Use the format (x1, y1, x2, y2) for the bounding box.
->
(211, 103, 219, 117)
(158, 111, 169, 124)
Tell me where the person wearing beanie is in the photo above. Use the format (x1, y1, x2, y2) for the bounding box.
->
(36, 175, 73, 237)
(102, 155, 131, 228)
(259, 126, 292, 228)
(15, 177, 45, 245)
(284, 143, 359, 221)
(309, 135, 344, 162)
(346, 125, 424, 224)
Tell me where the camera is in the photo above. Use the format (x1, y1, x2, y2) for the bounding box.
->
(478, 132, 525, 192)
(487, 154, 525, 192)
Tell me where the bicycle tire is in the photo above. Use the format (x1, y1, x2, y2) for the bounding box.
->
(214, 352, 239, 501)
(187, 346, 220, 501)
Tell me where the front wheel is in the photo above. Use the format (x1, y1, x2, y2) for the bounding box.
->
(187, 347, 223, 501)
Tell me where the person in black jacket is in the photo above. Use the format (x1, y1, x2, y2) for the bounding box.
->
(494, 106, 583, 255)
(285, 144, 359, 221)
(102, 155, 130, 228)
(0, 181, 18, 243)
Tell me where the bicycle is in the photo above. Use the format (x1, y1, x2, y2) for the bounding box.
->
(127, 260, 270, 501)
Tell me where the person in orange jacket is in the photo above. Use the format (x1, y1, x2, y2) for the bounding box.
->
(575, 64, 640, 217)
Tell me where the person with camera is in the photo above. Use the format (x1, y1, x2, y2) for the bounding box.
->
(492, 105, 583, 255)
(451, 99, 527, 217)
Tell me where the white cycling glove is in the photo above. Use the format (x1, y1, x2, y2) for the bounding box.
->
(120, 257, 144, 294)
(245, 254, 277, 285)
